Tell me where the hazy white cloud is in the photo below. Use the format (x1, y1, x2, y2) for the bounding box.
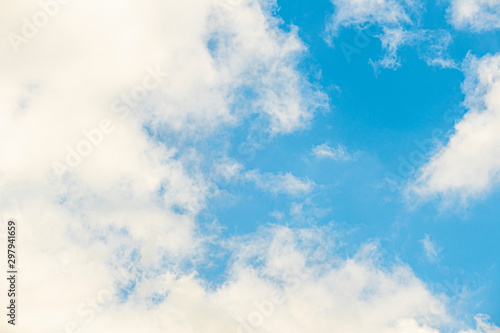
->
(210, 163, 314, 196)
(409, 53, 500, 201)
(313, 142, 357, 161)
(213, 158, 245, 182)
(245, 170, 315, 195)
(448, 0, 500, 31)
(420, 234, 441, 263)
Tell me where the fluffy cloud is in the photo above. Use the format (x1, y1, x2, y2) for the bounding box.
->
(14, 225, 500, 332)
(0, 0, 325, 258)
(0, 0, 324, 331)
(448, 0, 500, 31)
(409, 53, 500, 201)
(6, 223, 500, 333)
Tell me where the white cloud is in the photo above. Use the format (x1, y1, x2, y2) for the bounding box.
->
(409, 53, 500, 201)
(326, 0, 455, 70)
(448, 0, 500, 31)
(326, 0, 419, 69)
(0, 0, 324, 331)
(0, 1, 498, 332)
(313, 142, 357, 161)
(210, 163, 315, 196)
(327, 0, 418, 34)
(460, 314, 500, 333)
(3, 224, 495, 333)
(417, 29, 457, 69)
(420, 234, 441, 263)
(214, 158, 245, 182)
(245, 170, 315, 195)
(0, 0, 323, 261)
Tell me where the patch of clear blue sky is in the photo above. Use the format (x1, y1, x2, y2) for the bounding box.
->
(147, 0, 500, 324)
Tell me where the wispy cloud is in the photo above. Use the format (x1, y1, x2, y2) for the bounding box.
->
(312, 142, 358, 161)
(326, 0, 455, 70)
(245, 170, 315, 196)
(420, 234, 441, 263)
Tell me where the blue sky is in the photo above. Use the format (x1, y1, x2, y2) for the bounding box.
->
(1, 0, 500, 332)
(198, 0, 500, 325)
